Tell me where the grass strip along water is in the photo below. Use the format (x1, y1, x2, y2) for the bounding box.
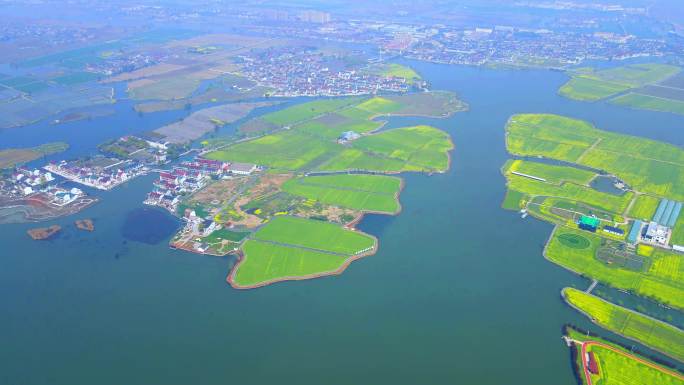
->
(563, 287, 684, 363)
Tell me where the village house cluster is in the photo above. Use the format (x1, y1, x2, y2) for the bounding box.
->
(395, 27, 677, 68)
(0, 167, 86, 206)
(144, 157, 258, 214)
(44, 156, 146, 190)
(239, 47, 417, 97)
(237, 17, 684, 70)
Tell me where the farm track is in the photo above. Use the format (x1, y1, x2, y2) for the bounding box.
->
(247, 238, 350, 257)
(576, 138, 602, 164)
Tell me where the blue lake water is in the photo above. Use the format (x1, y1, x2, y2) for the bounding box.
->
(0, 61, 682, 384)
(121, 207, 180, 245)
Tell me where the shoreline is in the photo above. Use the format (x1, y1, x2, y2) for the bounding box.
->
(0, 195, 98, 224)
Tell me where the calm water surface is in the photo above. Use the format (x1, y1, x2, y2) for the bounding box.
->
(1, 62, 682, 384)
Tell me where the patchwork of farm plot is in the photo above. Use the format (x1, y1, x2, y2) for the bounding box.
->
(507, 113, 684, 200)
(545, 227, 684, 308)
(282, 174, 402, 214)
(559, 63, 684, 115)
(206, 94, 459, 174)
(503, 115, 684, 308)
(502, 112, 684, 376)
(181, 92, 463, 287)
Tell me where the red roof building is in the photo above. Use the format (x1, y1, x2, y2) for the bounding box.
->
(587, 351, 599, 375)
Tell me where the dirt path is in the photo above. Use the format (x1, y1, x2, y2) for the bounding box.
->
(576, 138, 602, 164)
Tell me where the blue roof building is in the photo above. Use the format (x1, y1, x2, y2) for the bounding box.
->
(627, 220, 643, 244)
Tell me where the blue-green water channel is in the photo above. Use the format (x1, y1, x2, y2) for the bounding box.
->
(1, 61, 683, 384)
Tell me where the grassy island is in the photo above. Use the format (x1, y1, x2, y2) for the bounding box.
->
(0, 142, 69, 169)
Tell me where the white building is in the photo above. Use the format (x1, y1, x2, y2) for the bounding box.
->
(146, 140, 169, 150)
(643, 221, 670, 246)
(226, 162, 258, 175)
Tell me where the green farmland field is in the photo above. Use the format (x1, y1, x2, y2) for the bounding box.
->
(506, 114, 596, 163)
(316, 125, 453, 173)
(366, 63, 421, 83)
(318, 148, 408, 172)
(292, 174, 401, 194)
(336, 107, 377, 120)
(206, 130, 342, 171)
(384, 91, 468, 117)
(565, 328, 684, 385)
(502, 189, 525, 210)
(546, 228, 684, 309)
(589, 345, 683, 385)
(505, 159, 596, 185)
(505, 172, 633, 214)
(559, 77, 631, 101)
(296, 115, 382, 141)
(262, 98, 361, 127)
(610, 93, 684, 115)
(282, 174, 401, 213)
(232, 240, 349, 287)
(252, 216, 375, 255)
(595, 64, 680, 87)
(231, 216, 377, 287)
(563, 288, 684, 362)
(356, 97, 403, 115)
(559, 63, 684, 115)
(208, 124, 452, 173)
(627, 194, 660, 221)
(559, 64, 681, 101)
(207, 97, 455, 173)
(672, 217, 684, 246)
(506, 113, 684, 200)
